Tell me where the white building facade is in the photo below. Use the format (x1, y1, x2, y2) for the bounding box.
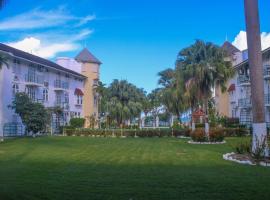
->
(0, 43, 99, 137)
(224, 42, 270, 128)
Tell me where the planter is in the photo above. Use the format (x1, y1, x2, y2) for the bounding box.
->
(188, 141, 226, 144)
(223, 152, 270, 167)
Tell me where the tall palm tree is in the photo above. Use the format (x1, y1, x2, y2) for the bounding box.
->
(178, 40, 233, 136)
(244, 0, 268, 155)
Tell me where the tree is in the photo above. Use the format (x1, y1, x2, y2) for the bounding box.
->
(244, 0, 268, 155)
(100, 79, 146, 128)
(10, 93, 48, 135)
(158, 68, 187, 124)
(148, 89, 162, 127)
(178, 40, 233, 136)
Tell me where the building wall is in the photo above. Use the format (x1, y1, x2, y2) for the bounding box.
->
(227, 50, 270, 127)
(80, 62, 99, 128)
(215, 83, 230, 117)
(0, 55, 85, 136)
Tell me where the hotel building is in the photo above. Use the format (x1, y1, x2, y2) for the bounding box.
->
(0, 43, 101, 137)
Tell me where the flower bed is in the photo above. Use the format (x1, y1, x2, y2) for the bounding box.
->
(223, 152, 270, 167)
(189, 128, 225, 144)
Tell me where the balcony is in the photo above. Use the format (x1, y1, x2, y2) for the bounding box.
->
(55, 102, 70, 110)
(265, 94, 270, 106)
(238, 98, 252, 108)
(54, 80, 69, 91)
(264, 65, 270, 79)
(237, 75, 250, 86)
(25, 74, 44, 86)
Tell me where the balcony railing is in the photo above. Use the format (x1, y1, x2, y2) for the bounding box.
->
(238, 98, 251, 108)
(265, 94, 270, 105)
(25, 74, 44, 85)
(54, 80, 69, 90)
(55, 102, 70, 110)
(237, 75, 250, 85)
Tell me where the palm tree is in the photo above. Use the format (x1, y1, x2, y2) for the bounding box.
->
(105, 79, 146, 128)
(158, 68, 187, 125)
(178, 40, 233, 136)
(244, 0, 268, 155)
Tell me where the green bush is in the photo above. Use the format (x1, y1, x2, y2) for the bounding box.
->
(69, 118, 85, 128)
(235, 141, 251, 154)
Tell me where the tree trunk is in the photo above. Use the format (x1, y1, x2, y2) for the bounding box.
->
(191, 107, 195, 131)
(244, 0, 268, 156)
(204, 99, 209, 138)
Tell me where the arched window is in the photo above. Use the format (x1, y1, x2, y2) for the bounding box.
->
(43, 89, 48, 102)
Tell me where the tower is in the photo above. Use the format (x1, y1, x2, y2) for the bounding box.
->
(75, 48, 102, 128)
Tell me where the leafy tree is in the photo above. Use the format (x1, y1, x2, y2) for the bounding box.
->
(10, 93, 48, 135)
(147, 89, 162, 127)
(158, 68, 187, 123)
(99, 79, 146, 127)
(177, 40, 233, 135)
(70, 118, 85, 128)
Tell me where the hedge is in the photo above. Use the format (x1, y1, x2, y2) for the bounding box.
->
(64, 128, 191, 138)
(63, 127, 249, 138)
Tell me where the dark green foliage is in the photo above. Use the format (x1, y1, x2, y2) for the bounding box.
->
(10, 93, 48, 134)
(69, 118, 85, 128)
(235, 141, 251, 154)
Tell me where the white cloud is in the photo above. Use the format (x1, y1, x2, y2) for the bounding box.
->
(7, 37, 77, 59)
(232, 31, 270, 51)
(0, 7, 95, 30)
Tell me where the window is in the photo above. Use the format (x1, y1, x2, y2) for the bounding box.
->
(12, 83, 19, 96)
(64, 93, 69, 103)
(26, 87, 36, 101)
(43, 89, 49, 102)
(76, 95, 83, 105)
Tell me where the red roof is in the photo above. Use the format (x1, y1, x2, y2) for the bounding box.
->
(227, 84, 236, 92)
(192, 109, 205, 117)
(74, 88, 84, 96)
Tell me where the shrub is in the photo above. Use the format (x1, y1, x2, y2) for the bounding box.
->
(191, 129, 207, 142)
(70, 118, 85, 128)
(235, 141, 251, 154)
(209, 129, 225, 142)
(223, 128, 249, 137)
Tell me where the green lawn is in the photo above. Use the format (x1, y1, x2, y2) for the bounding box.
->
(0, 137, 269, 200)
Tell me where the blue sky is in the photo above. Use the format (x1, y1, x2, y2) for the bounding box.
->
(0, 0, 270, 92)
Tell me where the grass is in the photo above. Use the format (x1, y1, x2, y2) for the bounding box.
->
(0, 137, 269, 200)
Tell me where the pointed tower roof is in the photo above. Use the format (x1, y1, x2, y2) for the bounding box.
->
(222, 41, 241, 55)
(75, 48, 102, 64)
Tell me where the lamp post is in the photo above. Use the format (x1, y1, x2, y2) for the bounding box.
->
(244, 0, 268, 155)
